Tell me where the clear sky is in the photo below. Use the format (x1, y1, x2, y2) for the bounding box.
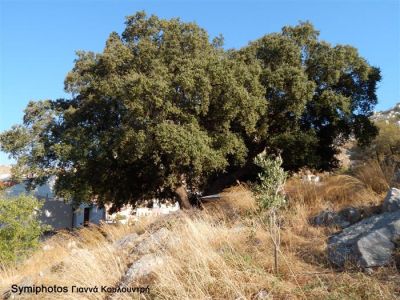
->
(0, 0, 399, 164)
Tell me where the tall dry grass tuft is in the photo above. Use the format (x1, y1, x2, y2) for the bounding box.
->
(203, 184, 257, 217)
(285, 174, 380, 214)
(151, 214, 291, 299)
(353, 159, 399, 194)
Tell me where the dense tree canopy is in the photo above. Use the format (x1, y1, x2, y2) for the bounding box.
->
(237, 22, 380, 170)
(0, 12, 381, 208)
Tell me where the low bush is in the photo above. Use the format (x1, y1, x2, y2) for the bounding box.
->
(0, 195, 47, 264)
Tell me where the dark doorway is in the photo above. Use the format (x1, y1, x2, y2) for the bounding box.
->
(83, 207, 90, 226)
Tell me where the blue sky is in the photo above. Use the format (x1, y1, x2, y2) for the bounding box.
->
(0, 0, 399, 164)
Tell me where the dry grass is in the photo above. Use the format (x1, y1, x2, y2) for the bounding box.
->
(149, 176, 399, 299)
(1, 174, 399, 299)
(285, 174, 381, 214)
(203, 184, 257, 216)
(150, 175, 398, 299)
(151, 214, 297, 299)
(0, 218, 160, 300)
(353, 159, 399, 194)
(149, 204, 399, 299)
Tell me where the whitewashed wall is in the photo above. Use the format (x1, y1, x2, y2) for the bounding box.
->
(4, 179, 104, 229)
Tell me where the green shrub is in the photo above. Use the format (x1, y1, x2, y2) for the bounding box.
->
(0, 194, 46, 264)
(253, 152, 287, 209)
(351, 121, 400, 161)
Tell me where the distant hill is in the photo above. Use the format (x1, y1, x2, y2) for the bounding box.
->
(372, 102, 400, 123)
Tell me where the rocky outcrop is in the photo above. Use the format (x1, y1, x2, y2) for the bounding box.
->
(372, 103, 400, 123)
(109, 254, 164, 299)
(327, 208, 400, 268)
(253, 289, 270, 300)
(382, 188, 400, 212)
(311, 207, 362, 229)
(109, 229, 169, 297)
(326, 187, 400, 268)
(134, 228, 174, 255)
(120, 254, 164, 287)
(114, 233, 139, 250)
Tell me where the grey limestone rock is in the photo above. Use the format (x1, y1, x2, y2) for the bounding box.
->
(327, 210, 400, 268)
(382, 188, 400, 213)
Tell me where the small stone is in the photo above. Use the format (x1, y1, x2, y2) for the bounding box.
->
(382, 188, 400, 212)
(67, 240, 77, 249)
(2, 290, 12, 300)
(312, 210, 336, 227)
(121, 254, 164, 286)
(363, 268, 374, 275)
(340, 207, 361, 222)
(253, 289, 270, 300)
(42, 244, 54, 251)
(311, 207, 362, 229)
(134, 228, 171, 255)
(114, 232, 139, 250)
(231, 223, 247, 233)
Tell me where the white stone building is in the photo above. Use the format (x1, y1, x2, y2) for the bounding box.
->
(2, 176, 105, 230)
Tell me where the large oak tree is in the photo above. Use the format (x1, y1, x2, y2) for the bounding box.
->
(0, 13, 380, 209)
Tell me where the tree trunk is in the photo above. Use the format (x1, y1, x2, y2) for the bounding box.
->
(175, 185, 191, 209)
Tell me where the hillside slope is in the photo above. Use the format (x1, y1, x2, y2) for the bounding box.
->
(1, 172, 399, 299)
(372, 103, 400, 123)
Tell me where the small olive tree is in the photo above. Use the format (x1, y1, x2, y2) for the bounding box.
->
(253, 152, 287, 209)
(253, 152, 287, 274)
(0, 195, 46, 264)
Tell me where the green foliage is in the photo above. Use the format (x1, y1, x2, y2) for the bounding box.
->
(241, 21, 380, 170)
(253, 152, 287, 209)
(0, 195, 46, 264)
(0, 12, 265, 208)
(351, 121, 400, 161)
(0, 13, 380, 208)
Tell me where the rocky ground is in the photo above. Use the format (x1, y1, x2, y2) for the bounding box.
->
(313, 187, 400, 269)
